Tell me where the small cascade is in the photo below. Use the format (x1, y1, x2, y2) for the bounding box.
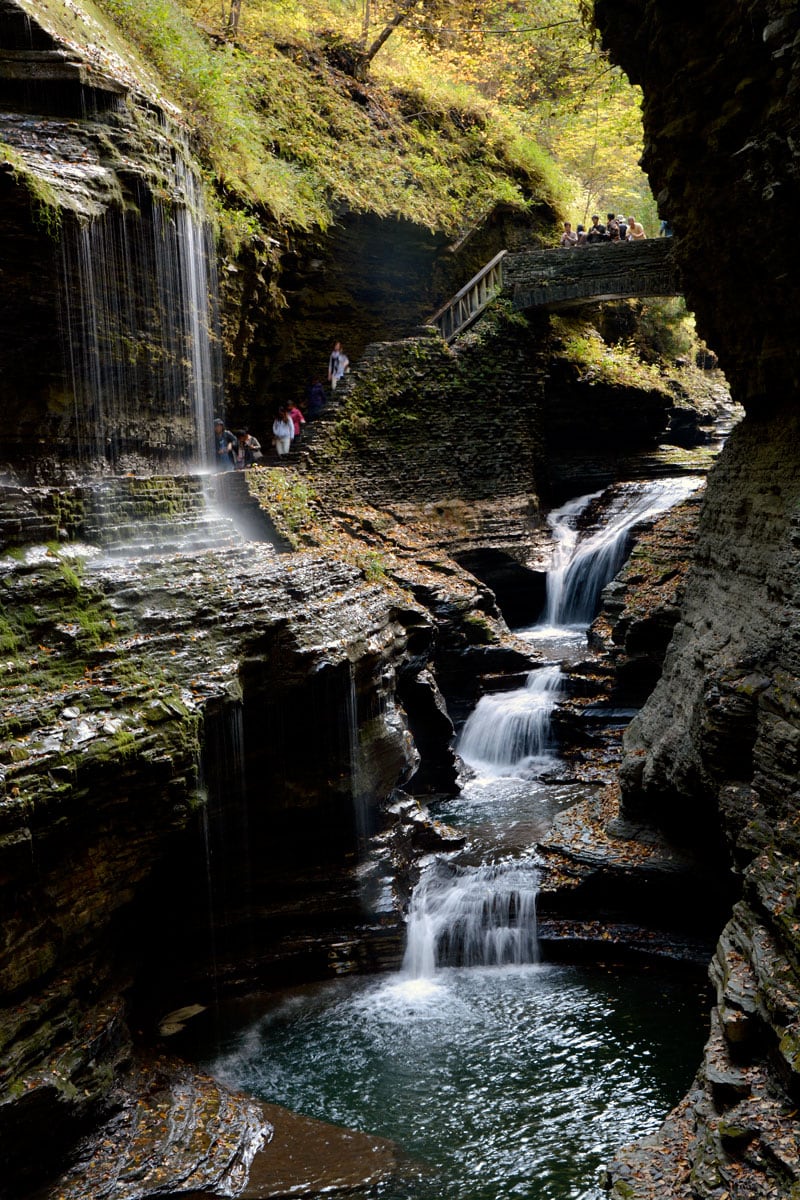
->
(543, 477, 701, 629)
(457, 665, 562, 778)
(60, 141, 222, 471)
(402, 861, 539, 979)
(81, 476, 240, 556)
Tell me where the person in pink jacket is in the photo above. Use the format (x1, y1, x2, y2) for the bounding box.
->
(287, 403, 306, 444)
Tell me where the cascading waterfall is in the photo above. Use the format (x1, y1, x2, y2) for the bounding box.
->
(206, 470, 713, 1197)
(424, 480, 703, 979)
(402, 861, 540, 979)
(542, 477, 701, 629)
(457, 665, 562, 777)
(60, 142, 222, 470)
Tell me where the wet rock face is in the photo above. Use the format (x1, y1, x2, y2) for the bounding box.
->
(594, 0, 800, 410)
(591, 490, 703, 710)
(0, 540, 438, 1194)
(0, 0, 221, 478)
(596, 2, 800, 1194)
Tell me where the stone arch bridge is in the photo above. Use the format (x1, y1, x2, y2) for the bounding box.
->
(430, 238, 681, 342)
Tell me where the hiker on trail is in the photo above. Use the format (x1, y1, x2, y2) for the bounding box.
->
(559, 221, 578, 248)
(272, 406, 294, 458)
(213, 418, 237, 470)
(287, 403, 306, 443)
(307, 379, 327, 420)
(328, 341, 349, 391)
(234, 428, 262, 469)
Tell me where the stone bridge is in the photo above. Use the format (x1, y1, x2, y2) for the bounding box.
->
(429, 238, 681, 341)
(503, 237, 680, 312)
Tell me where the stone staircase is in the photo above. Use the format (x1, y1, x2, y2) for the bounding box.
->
(0, 473, 287, 556)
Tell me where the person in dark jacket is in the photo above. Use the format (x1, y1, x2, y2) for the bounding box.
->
(233, 429, 262, 469)
(213, 418, 236, 470)
(307, 379, 327, 419)
(586, 215, 608, 244)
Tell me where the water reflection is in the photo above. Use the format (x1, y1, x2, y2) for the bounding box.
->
(208, 964, 708, 1200)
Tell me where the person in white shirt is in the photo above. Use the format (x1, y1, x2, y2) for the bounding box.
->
(328, 341, 349, 391)
(272, 406, 295, 457)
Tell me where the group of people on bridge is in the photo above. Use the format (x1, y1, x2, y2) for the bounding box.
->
(559, 213, 673, 248)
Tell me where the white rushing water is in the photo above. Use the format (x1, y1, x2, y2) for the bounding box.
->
(542, 477, 702, 630)
(457, 665, 562, 778)
(457, 478, 702, 786)
(402, 861, 540, 979)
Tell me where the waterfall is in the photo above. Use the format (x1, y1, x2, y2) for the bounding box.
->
(543, 478, 701, 629)
(60, 144, 222, 471)
(457, 665, 562, 777)
(402, 861, 539, 979)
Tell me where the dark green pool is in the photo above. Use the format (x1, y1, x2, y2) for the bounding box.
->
(207, 960, 707, 1200)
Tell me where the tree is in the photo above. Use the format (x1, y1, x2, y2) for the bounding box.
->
(328, 0, 426, 80)
(226, 0, 243, 38)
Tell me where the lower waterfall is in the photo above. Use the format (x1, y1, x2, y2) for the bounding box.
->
(204, 473, 709, 1200)
(402, 861, 540, 979)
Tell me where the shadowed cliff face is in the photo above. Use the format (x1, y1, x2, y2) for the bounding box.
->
(0, 536, 446, 1195)
(595, 0, 800, 410)
(595, 2, 800, 1195)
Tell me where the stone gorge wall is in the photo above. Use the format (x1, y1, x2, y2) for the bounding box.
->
(0, 0, 225, 477)
(595, 0, 800, 412)
(303, 303, 676, 532)
(0, 538, 449, 1196)
(594, 2, 800, 1195)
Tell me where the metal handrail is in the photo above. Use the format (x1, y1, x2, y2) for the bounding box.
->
(429, 249, 507, 343)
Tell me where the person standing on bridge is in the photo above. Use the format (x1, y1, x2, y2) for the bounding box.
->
(559, 221, 578, 248)
(626, 216, 646, 241)
(586, 215, 608, 244)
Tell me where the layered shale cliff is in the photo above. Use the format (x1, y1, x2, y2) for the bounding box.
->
(0, 515, 475, 1197)
(592, 2, 800, 1195)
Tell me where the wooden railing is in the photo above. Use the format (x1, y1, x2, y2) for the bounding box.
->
(428, 249, 507, 343)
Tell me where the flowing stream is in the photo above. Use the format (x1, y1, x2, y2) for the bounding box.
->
(206, 476, 708, 1199)
(542, 477, 701, 630)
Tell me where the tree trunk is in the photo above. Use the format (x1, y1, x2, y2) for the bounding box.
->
(227, 0, 243, 38)
(363, 0, 419, 64)
(327, 0, 420, 81)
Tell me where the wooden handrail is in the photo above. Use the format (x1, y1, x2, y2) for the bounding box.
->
(428, 249, 507, 342)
